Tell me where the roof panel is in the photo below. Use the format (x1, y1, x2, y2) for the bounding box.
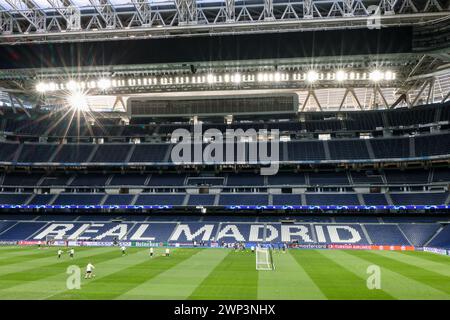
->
(0, 0, 15, 10)
(71, 0, 93, 8)
(31, 0, 54, 9)
(109, 0, 132, 5)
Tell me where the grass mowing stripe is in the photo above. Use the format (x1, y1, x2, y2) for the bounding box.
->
(347, 250, 450, 296)
(291, 250, 392, 300)
(0, 247, 36, 254)
(399, 251, 450, 264)
(0, 246, 47, 257)
(257, 251, 326, 300)
(0, 247, 119, 295)
(373, 250, 450, 277)
(189, 250, 258, 300)
(118, 248, 228, 300)
(327, 250, 449, 300)
(50, 248, 200, 300)
(0, 250, 58, 266)
(0, 247, 137, 300)
(0, 247, 110, 277)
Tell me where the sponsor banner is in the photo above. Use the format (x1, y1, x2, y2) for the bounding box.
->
(423, 247, 448, 256)
(171, 242, 197, 247)
(50, 241, 67, 246)
(18, 240, 43, 245)
(210, 241, 219, 248)
(328, 244, 415, 251)
(76, 241, 115, 247)
(328, 244, 372, 250)
(372, 245, 415, 251)
(0, 240, 18, 245)
(131, 241, 160, 248)
(293, 244, 328, 249)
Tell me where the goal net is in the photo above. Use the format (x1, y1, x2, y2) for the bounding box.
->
(256, 247, 274, 271)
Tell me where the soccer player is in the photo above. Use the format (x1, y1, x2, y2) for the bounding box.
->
(149, 247, 154, 258)
(121, 246, 127, 256)
(165, 248, 170, 257)
(85, 262, 95, 279)
(69, 248, 74, 259)
(282, 243, 287, 253)
(57, 249, 63, 259)
(251, 245, 255, 253)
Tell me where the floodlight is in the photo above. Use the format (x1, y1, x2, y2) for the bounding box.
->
(35, 82, 47, 93)
(67, 91, 89, 111)
(232, 73, 241, 83)
(306, 70, 319, 83)
(98, 78, 111, 90)
(66, 80, 78, 91)
(274, 72, 281, 82)
(335, 70, 347, 82)
(207, 74, 215, 84)
(369, 70, 384, 82)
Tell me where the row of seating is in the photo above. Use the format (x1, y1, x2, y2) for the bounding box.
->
(2, 102, 448, 137)
(0, 192, 448, 206)
(0, 132, 450, 163)
(1, 168, 448, 187)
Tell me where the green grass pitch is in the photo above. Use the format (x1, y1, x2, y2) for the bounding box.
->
(0, 246, 449, 300)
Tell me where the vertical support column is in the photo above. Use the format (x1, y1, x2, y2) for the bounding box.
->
(263, 0, 275, 20)
(303, 0, 314, 18)
(225, 0, 235, 22)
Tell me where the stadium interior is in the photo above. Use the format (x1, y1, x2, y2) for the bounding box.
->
(0, 0, 449, 302)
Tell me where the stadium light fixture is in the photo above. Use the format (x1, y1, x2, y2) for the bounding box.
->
(274, 72, 281, 82)
(207, 74, 215, 84)
(67, 91, 89, 111)
(369, 70, 384, 82)
(66, 80, 78, 91)
(35, 82, 47, 93)
(232, 73, 241, 84)
(335, 70, 347, 82)
(306, 70, 319, 83)
(98, 78, 111, 90)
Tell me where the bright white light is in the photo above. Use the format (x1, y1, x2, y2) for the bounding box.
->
(369, 70, 384, 82)
(98, 78, 111, 90)
(306, 70, 319, 83)
(35, 82, 47, 93)
(66, 80, 78, 91)
(257, 73, 264, 82)
(232, 73, 241, 84)
(67, 92, 89, 111)
(335, 70, 347, 82)
(274, 72, 281, 82)
(384, 70, 394, 80)
(207, 74, 215, 84)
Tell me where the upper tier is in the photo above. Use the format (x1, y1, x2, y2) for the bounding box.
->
(0, 132, 449, 165)
(1, 102, 449, 139)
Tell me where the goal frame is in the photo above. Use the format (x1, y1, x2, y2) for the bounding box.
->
(256, 247, 275, 271)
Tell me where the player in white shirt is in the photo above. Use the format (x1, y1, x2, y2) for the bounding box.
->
(57, 249, 63, 259)
(251, 245, 255, 253)
(121, 246, 127, 256)
(85, 262, 95, 279)
(69, 248, 74, 259)
(165, 248, 170, 257)
(149, 247, 154, 258)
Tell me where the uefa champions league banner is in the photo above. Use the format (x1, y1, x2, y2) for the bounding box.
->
(328, 244, 415, 251)
(0, 241, 18, 245)
(423, 247, 448, 255)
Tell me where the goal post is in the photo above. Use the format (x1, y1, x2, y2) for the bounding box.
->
(256, 247, 275, 271)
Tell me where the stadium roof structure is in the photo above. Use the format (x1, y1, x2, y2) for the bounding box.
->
(0, 0, 448, 43)
(0, 51, 449, 112)
(0, 0, 449, 113)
